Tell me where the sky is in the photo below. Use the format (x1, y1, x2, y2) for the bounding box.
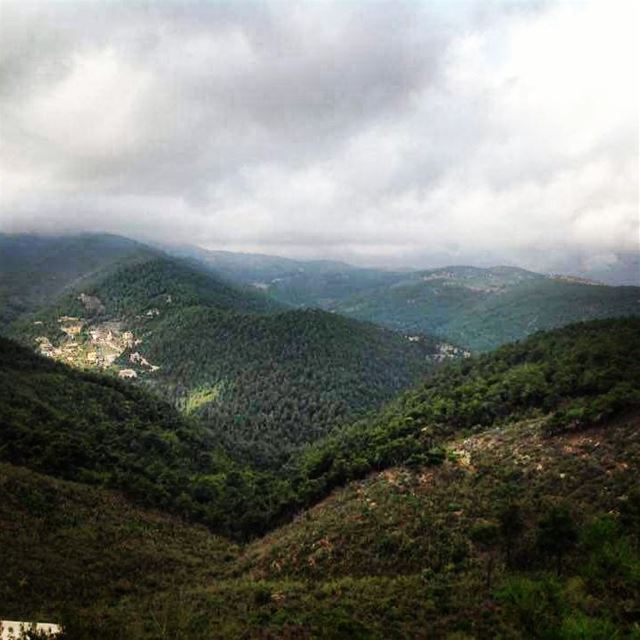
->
(0, 0, 638, 279)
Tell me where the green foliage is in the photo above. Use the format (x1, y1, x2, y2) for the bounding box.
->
(0, 335, 288, 537)
(0, 233, 150, 327)
(0, 463, 236, 620)
(499, 503, 525, 567)
(10, 255, 438, 468)
(283, 318, 640, 513)
(537, 505, 579, 575)
(329, 267, 640, 351)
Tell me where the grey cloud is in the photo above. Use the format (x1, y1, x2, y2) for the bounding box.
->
(0, 0, 637, 281)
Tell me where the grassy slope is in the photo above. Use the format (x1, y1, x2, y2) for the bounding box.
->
(280, 317, 640, 516)
(1, 319, 640, 637)
(244, 414, 640, 580)
(50, 413, 640, 639)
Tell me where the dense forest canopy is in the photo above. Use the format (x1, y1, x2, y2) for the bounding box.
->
(0, 233, 152, 327)
(3, 317, 639, 541)
(9, 254, 442, 467)
(2, 235, 639, 639)
(166, 246, 640, 351)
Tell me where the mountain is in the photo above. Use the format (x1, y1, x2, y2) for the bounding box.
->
(0, 233, 153, 327)
(232, 411, 640, 639)
(2, 319, 639, 638)
(7, 253, 443, 468)
(332, 266, 640, 351)
(169, 246, 640, 351)
(273, 316, 640, 514)
(0, 334, 268, 534)
(163, 242, 400, 308)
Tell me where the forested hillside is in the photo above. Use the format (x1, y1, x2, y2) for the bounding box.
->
(285, 317, 640, 510)
(163, 243, 400, 308)
(2, 319, 639, 638)
(175, 246, 640, 351)
(0, 463, 237, 619)
(0, 233, 151, 327)
(331, 266, 640, 350)
(10, 255, 442, 467)
(0, 335, 267, 534)
(4, 318, 638, 539)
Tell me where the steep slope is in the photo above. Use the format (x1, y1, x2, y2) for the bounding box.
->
(0, 335, 290, 537)
(2, 320, 639, 638)
(11, 256, 444, 467)
(332, 266, 640, 350)
(0, 463, 236, 620)
(245, 414, 640, 580)
(232, 413, 640, 639)
(0, 233, 152, 327)
(279, 317, 640, 515)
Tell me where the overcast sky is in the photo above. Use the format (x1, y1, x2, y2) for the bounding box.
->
(1, 0, 638, 276)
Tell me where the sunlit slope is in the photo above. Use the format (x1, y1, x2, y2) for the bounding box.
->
(0, 335, 257, 535)
(2, 320, 640, 638)
(284, 317, 640, 503)
(244, 414, 640, 580)
(58, 415, 640, 639)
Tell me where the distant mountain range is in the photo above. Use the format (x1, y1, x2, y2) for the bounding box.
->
(166, 242, 640, 351)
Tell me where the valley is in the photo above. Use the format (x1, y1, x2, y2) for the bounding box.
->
(1, 317, 639, 638)
(1, 233, 639, 639)
(5, 242, 445, 467)
(3, 1, 637, 636)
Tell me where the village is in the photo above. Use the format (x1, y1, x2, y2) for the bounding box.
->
(34, 295, 160, 378)
(0, 620, 62, 640)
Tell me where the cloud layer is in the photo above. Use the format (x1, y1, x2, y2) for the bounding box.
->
(1, 0, 638, 275)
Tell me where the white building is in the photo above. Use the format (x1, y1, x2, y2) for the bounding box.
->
(0, 621, 62, 639)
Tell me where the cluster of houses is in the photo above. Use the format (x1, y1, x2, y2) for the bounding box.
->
(0, 621, 61, 639)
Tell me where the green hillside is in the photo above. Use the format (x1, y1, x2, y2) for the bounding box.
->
(0, 233, 152, 327)
(10, 255, 441, 467)
(175, 247, 640, 351)
(331, 266, 640, 351)
(2, 320, 638, 638)
(232, 412, 640, 639)
(164, 243, 400, 308)
(0, 463, 236, 620)
(0, 335, 277, 536)
(276, 317, 640, 515)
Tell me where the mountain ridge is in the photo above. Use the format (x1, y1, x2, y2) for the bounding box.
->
(6, 251, 444, 468)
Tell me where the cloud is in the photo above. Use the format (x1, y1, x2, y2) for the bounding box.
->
(0, 0, 637, 276)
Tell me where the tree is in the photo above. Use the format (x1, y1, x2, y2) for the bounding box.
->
(499, 503, 525, 568)
(470, 521, 501, 592)
(536, 505, 578, 575)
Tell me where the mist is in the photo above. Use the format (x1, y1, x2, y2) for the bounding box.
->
(1, 0, 638, 282)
